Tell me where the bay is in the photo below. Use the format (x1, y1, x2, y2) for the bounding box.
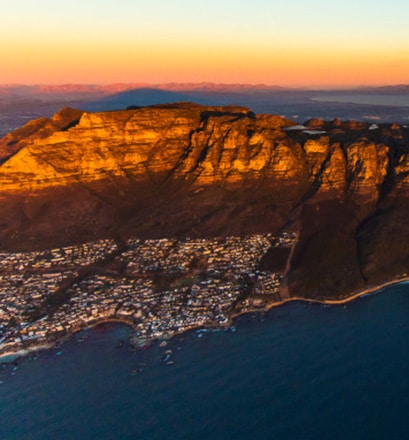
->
(1, 283, 409, 439)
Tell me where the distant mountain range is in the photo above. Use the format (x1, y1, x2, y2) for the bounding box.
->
(2, 83, 408, 127)
(0, 83, 288, 101)
(1, 82, 408, 100)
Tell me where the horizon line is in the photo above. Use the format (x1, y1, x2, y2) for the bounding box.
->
(0, 82, 408, 91)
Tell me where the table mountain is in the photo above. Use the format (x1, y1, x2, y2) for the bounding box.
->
(1, 102, 409, 300)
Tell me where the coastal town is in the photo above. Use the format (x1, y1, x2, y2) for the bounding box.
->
(0, 232, 296, 356)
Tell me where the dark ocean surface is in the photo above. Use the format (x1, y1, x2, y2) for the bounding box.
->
(1, 283, 409, 440)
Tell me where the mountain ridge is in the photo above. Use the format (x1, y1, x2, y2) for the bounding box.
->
(1, 102, 409, 300)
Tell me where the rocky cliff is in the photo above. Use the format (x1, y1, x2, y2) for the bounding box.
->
(1, 103, 409, 300)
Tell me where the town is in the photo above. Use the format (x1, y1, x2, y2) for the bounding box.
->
(0, 232, 296, 355)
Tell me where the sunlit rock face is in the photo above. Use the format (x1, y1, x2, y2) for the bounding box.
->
(0, 102, 409, 251)
(0, 104, 301, 191)
(1, 103, 405, 197)
(395, 153, 409, 188)
(345, 141, 389, 199)
(0, 105, 203, 190)
(302, 137, 343, 196)
(0, 107, 84, 163)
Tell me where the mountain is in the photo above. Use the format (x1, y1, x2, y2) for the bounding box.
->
(0, 83, 286, 106)
(1, 103, 409, 300)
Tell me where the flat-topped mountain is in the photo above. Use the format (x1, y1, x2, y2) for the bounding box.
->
(1, 102, 409, 300)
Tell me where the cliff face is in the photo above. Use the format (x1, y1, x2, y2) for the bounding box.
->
(1, 103, 409, 300)
(1, 103, 405, 198)
(0, 105, 306, 191)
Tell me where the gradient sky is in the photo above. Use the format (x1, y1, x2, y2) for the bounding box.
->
(1, 0, 409, 87)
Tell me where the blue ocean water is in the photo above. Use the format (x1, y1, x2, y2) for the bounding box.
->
(1, 283, 409, 440)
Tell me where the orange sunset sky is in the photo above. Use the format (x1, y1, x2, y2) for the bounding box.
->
(1, 0, 409, 88)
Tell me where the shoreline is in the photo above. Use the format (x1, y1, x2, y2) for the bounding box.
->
(229, 276, 409, 323)
(283, 276, 409, 308)
(0, 317, 136, 361)
(1, 276, 409, 362)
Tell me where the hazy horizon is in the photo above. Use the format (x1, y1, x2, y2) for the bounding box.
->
(0, 82, 408, 91)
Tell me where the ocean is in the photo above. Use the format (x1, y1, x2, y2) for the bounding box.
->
(312, 94, 409, 108)
(1, 283, 409, 439)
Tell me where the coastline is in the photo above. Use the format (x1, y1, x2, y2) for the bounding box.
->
(284, 276, 409, 308)
(229, 274, 409, 323)
(2, 275, 409, 362)
(0, 317, 136, 361)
